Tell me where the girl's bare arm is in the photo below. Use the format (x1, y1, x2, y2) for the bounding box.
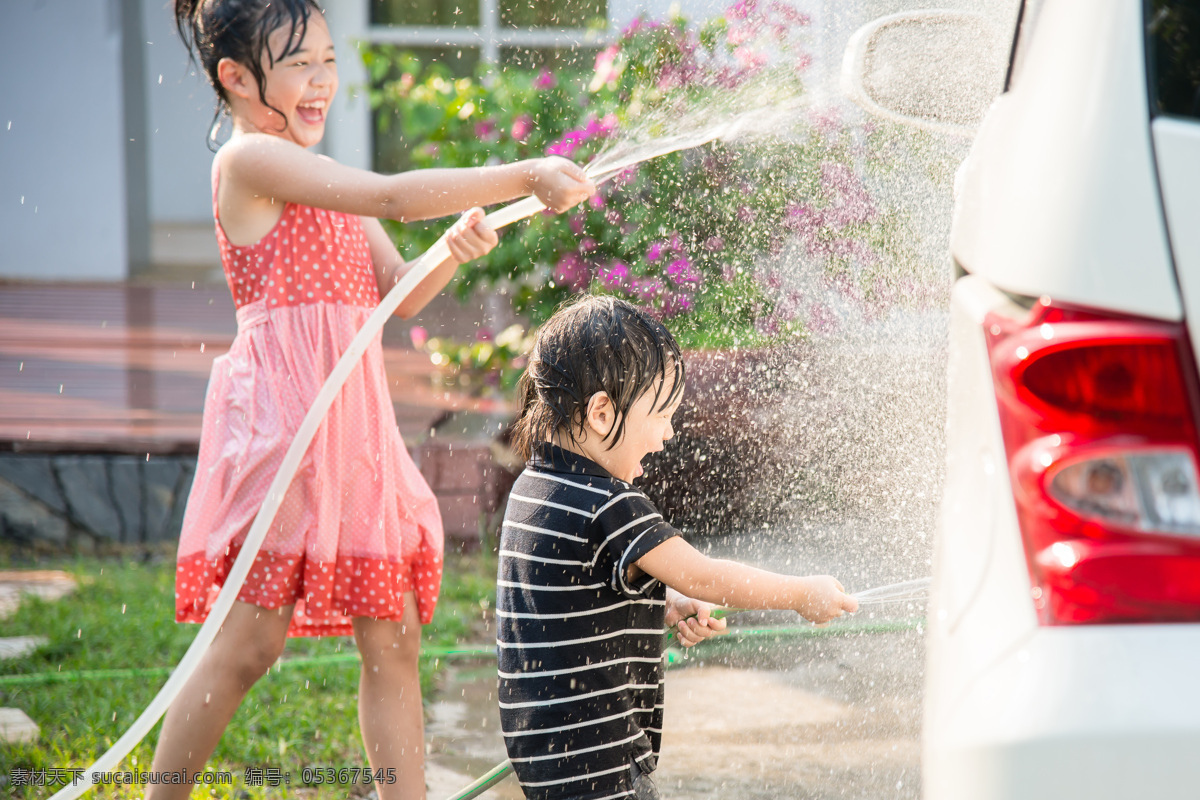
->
(361, 210, 498, 319)
(635, 536, 858, 624)
(218, 134, 592, 221)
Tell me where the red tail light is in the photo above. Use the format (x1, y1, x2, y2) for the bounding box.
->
(985, 299, 1200, 624)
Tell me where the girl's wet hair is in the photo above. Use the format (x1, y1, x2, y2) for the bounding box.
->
(174, 0, 324, 150)
(511, 295, 686, 461)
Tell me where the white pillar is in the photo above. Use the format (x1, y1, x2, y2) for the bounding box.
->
(324, 0, 373, 170)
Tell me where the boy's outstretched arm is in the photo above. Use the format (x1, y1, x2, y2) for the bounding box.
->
(636, 537, 859, 625)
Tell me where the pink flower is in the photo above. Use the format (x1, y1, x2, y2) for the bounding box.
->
(704, 235, 725, 252)
(662, 292, 694, 317)
(554, 253, 592, 292)
(511, 114, 533, 142)
(588, 193, 606, 209)
(755, 315, 781, 337)
(409, 326, 429, 349)
(631, 277, 664, 301)
(546, 129, 586, 158)
(734, 46, 768, 72)
(535, 69, 558, 90)
(725, 0, 758, 22)
(646, 242, 664, 262)
(593, 44, 621, 87)
(476, 327, 494, 341)
(475, 118, 498, 141)
(581, 114, 619, 140)
(820, 162, 876, 227)
(580, 237, 597, 252)
(597, 260, 631, 291)
(568, 213, 586, 235)
(807, 301, 837, 333)
(666, 258, 701, 288)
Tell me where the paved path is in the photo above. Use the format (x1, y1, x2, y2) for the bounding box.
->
(0, 283, 512, 453)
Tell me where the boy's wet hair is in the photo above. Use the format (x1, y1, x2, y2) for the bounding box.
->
(511, 295, 686, 461)
(175, 0, 323, 150)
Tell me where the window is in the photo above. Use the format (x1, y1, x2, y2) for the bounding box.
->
(367, 0, 608, 169)
(1146, 0, 1200, 120)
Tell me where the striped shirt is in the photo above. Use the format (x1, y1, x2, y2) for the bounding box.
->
(497, 443, 680, 800)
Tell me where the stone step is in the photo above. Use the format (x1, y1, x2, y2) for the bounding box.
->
(0, 635, 47, 660)
(0, 570, 76, 620)
(0, 707, 39, 744)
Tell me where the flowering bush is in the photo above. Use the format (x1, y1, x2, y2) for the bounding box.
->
(365, 0, 918, 353)
(409, 324, 535, 397)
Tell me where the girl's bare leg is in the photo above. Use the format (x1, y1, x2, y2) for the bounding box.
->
(145, 602, 294, 800)
(353, 593, 426, 800)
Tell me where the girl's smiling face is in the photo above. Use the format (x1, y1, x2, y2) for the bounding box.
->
(221, 13, 338, 147)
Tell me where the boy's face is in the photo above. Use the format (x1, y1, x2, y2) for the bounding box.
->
(583, 379, 682, 483)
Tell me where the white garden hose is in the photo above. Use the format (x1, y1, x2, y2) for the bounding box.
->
(49, 134, 741, 799)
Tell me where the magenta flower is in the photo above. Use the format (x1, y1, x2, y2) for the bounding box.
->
(511, 114, 533, 142)
(409, 326, 428, 349)
(593, 45, 621, 87)
(535, 69, 558, 90)
(597, 260, 631, 291)
(546, 129, 585, 158)
(580, 237, 597, 252)
(631, 277, 664, 301)
(475, 118, 498, 141)
(666, 257, 701, 288)
(646, 242, 664, 262)
(554, 253, 592, 292)
(661, 292, 694, 318)
(476, 327, 494, 341)
(568, 213, 585, 235)
(588, 193, 606, 209)
(704, 235, 725, 252)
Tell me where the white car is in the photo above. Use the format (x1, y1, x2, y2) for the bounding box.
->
(904, 1, 1200, 797)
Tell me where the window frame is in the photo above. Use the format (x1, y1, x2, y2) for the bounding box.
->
(365, 0, 612, 63)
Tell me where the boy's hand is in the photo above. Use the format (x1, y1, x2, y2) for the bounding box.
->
(445, 207, 498, 265)
(665, 588, 728, 648)
(526, 156, 596, 213)
(799, 576, 859, 625)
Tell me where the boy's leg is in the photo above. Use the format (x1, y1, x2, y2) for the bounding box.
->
(146, 601, 294, 800)
(352, 592, 425, 800)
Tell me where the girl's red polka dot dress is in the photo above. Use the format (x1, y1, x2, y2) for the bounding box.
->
(174, 157, 444, 637)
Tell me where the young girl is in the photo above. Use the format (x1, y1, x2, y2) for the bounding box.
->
(150, 2, 595, 798)
(497, 295, 859, 800)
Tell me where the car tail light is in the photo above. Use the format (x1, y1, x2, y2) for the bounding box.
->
(985, 299, 1200, 624)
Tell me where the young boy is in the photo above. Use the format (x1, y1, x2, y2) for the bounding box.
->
(497, 295, 858, 800)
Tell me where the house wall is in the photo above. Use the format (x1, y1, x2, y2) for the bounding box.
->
(1, 0, 133, 280)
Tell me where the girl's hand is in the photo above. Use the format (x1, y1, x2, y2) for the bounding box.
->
(665, 588, 728, 648)
(526, 157, 596, 213)
(799, 576, 859, 625)
(446, 208, 499, 265)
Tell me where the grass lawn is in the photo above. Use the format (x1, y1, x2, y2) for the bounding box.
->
(0, 550, 498, 799)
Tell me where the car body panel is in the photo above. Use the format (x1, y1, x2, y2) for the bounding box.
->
(1152, 117, 1200, 361)
(950, 0, 1181, 321)
(926, 625, 1200, 800)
